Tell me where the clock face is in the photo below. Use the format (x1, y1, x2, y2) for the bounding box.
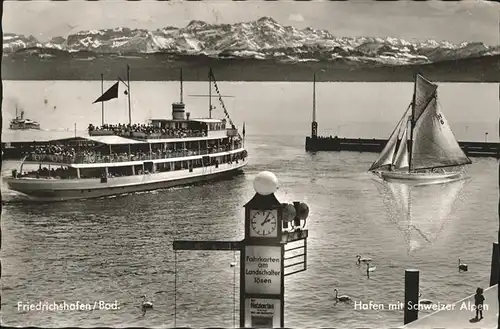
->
(250, 209, 278, 237)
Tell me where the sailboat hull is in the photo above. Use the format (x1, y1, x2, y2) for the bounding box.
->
(379, 170, 463, 185)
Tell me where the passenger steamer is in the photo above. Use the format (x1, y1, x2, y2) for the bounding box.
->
(4, 68, 248, 201)
(9, 107, 41, 130)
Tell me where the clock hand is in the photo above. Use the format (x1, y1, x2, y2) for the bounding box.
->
(261, 213, 271, 226)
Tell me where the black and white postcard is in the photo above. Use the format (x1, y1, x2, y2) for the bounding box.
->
(2, 1, 499, 328)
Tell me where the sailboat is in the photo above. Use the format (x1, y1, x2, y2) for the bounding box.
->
(373, 178, 467, 254)
(369, 74, 471, 184)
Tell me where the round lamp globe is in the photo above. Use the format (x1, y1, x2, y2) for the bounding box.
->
(253, 171, 279, 195)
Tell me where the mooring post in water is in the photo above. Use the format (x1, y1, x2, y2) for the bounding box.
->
(404, 269, 419, 325)
(490, 242, 499, 286)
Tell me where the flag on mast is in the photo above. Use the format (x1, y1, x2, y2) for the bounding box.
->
(93, 82, 119, 104)
(242, 122, 246, 137)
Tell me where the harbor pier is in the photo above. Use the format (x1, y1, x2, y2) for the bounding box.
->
(305, 136, 500, 158)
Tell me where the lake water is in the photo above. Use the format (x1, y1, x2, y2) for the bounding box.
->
(1, 81, 499, 328)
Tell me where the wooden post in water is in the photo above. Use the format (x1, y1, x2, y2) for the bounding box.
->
(404, 269, 419, 325)
(490, 242, 499, 286)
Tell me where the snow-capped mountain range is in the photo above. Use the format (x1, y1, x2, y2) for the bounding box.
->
(3, 17, 499, 65)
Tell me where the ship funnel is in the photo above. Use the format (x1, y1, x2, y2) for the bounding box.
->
(172, 102, 186, 120)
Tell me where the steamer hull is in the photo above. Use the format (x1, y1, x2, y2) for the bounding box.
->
(5, 159, 247, 202)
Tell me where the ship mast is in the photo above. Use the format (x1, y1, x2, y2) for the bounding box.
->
(408, 73, 417, 173)
(127, 65, 132, 125)
(101, 73, 104, 125)
(117, 65, 132, 125)
(180, 68, 184, 103)
(208, 68, 212, 119)
(210, 69, 239, 135)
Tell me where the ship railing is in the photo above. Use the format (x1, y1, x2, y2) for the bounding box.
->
(89, 130, 115, 136)
(25, 146, 244, 165)
(226, 128, 239, 137)
(89, 130, 206, 139)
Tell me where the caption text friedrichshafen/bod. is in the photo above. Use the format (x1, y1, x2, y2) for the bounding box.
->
(17, 301, 119, 312)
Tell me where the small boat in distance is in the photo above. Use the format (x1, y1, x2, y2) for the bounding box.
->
(9, 107, 41, 130)
(369, 74, 471, 184)
(4, 67, 248, 201)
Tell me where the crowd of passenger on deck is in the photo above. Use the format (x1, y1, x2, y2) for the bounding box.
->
(28, 145, 77, 162)
(23, 140, 243, 165)
(13, 164, 73, 179)
(88, 123, 206, 138)
(15, 141, 246, 179)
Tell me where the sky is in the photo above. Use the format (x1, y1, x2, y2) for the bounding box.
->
(2, 0, 499, 45)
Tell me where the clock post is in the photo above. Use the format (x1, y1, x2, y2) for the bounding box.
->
(241, 173, 285, 328)
(172, 171, 309, 328)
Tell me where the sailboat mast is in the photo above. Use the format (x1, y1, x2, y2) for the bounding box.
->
(101, 73, 104, 126)
(127, 65, 132, 126)
(408, 73, 417, 173)
(208, 68, 212, 119)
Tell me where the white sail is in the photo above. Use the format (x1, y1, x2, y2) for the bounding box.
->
(370, 74, 470, 178)
(411, 97, 471, 170)
(369, 105, 410, 171)
(369, 119, 402, 171)
(393, 124, 409, 169)
(413, 74, 438, 123)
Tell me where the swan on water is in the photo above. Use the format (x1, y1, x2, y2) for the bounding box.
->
(458, 259, 468, 272)
(366, 263, 376, 278)
(334, 289, 352, 303)
(141, 295, 153, 316)
(419, 293, 433, 305)
(356, 255, 372, 265)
